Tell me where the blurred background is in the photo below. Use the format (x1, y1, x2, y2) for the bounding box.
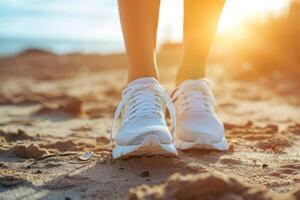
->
(1, 2, 300, 198)
(0, 0, 299, 83)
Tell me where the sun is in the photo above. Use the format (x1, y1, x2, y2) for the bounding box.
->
(217, 0, 290, 34)
(157, 0, 289, 43)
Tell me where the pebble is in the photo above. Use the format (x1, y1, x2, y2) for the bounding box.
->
(262, 164, 268, 168)
(140, 171, 150, 177)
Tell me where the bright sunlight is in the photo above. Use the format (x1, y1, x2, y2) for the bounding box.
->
(158, 0, 290, 43)
(218, 0, 290, 33)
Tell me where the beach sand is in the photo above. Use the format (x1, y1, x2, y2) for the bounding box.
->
(0, 50, 300, 200)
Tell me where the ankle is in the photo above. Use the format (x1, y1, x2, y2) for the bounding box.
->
(176, 73, 205, 86)
(128, 73, 159, 84)
(176, 65, 205, 86)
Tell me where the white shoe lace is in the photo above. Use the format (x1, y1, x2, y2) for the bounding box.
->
(111, 83, 176, 146)
(172, 78, 217, 114)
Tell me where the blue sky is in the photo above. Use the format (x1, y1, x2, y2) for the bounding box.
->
(0, 0, 122, 40)
(0, 0, 182, 42)
(0, 0, 289, 42)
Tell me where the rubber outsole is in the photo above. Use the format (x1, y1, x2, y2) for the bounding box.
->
(174, 134, 229, 151)
(112, 135, 178, 159)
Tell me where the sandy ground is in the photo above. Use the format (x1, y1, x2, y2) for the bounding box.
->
(0, 52, 300, 200)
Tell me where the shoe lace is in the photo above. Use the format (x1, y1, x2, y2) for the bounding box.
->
(172, 78, 217, 114)
(110, 83, 176, 146)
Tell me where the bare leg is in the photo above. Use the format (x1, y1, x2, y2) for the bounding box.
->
(118, 0, 160, 83)
(176, 0, 225, 85)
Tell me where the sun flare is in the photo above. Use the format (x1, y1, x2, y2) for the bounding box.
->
(158, 0, 290, 43)
(217, 0, 290, 34)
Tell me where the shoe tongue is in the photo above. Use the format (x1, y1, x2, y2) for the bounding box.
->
(127, 77, 160, 87)
(178, 79, 207, 91)
(125, 77, 163, 111)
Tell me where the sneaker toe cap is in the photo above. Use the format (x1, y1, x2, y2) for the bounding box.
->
(115, 125, 173, 146)
(176, 113, 225, 143)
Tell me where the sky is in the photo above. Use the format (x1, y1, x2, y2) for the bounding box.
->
(0, 0, 118, 41)
(0, 0, 291, 54)
(0, 0, 290, 40)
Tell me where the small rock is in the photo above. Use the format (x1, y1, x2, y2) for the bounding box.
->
(262, 164, 268, 169)
(140, 171, 150, 177)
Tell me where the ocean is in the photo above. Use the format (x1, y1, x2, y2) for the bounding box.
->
(0, 0, 182, 56)
(0, 37, 123, 56)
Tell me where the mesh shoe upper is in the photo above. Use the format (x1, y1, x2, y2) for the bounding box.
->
(172, 79, 225, 143)
(111, 77, 176, 146)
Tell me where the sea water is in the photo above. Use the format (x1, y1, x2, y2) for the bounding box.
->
(0, 0, 182, 56)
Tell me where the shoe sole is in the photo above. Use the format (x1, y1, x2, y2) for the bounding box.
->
(112, 135, 178, 159)
(174, 134, 229, 151)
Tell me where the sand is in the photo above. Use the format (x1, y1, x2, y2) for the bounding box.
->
(0, 51, 300, 200)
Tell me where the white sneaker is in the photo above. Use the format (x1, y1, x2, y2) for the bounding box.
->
(172, 78, 228, 150)
(111, 77, 177, 159)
